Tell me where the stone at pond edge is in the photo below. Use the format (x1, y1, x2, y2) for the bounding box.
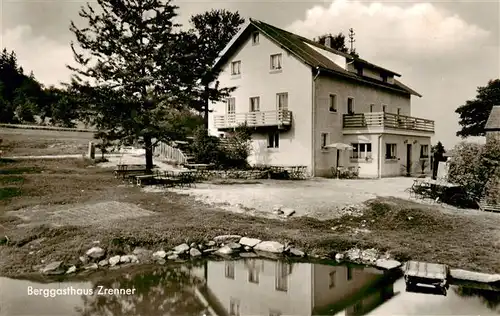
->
(215, 245, 234, 256)
(157, 259, 166, 265)
(109, 255, 121, 266)
(190, 248, 202, 257)
(167, 254, 179, 260)
(289, 248, 305, 257)
(41, 261, 63, 274)
(335, 253, 345, 262)
(66, 266, 77, 274)
(120, 255, 138, 263)
(203, 248, 217, 254)
(173, 243, 190, 254)
(84, 263, 98, 270)
(254, 241, 284, 254)
(375, 259, 401, 270)
(79, 256, 88, 264)
(450, 269, 500, 283)
(86, 247, 105, 259)
(206, 241, 216, 247)
(239, 237, 261, 248)
(133, 247, 152, 257)
(98, 259, 109, 267)
(227, 242, 242, 250)
(153, 250, 167, 259)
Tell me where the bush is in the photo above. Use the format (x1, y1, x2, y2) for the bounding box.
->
(448, 139, 500, 203)
(190, 124, 252, 169)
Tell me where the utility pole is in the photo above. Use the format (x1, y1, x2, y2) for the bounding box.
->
(348, 28, 355, 53)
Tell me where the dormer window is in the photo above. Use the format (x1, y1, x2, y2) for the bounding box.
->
(357, 67, 363, 76)
(381, 74, 388, 83)
(252, 32, 259, 45)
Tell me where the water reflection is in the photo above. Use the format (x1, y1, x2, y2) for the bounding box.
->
(1, 259, 499, 316)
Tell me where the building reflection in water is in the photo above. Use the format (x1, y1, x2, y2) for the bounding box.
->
(195, 259, 399, 316)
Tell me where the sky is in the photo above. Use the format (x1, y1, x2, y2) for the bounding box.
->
(1, 0, 499, 147)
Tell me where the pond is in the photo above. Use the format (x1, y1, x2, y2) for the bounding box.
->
(1, 258, 499, 316)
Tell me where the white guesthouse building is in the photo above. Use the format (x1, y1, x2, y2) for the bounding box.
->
(208, 19, 434, 178)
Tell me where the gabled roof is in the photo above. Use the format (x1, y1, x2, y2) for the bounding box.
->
(485, 105, 500, 131)
(213, 19, 421, 97)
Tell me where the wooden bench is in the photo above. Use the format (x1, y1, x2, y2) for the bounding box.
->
(478, 199, 500, 213)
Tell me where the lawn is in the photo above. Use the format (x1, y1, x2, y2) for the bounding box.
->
(1, 156, 500, 276)
(0, 127, 94, 156)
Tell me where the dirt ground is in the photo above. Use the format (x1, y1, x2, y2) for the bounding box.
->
(1, 156, 500, 277)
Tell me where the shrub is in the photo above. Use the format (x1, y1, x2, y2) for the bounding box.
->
(448, 139, 500, 202)
(190, 124, 252, 169)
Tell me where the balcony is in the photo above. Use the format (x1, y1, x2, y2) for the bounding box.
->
(343, 112, 434, 133)
(214, 110, 292, 130)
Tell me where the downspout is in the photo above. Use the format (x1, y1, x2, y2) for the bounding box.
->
(311, 67, 321, 177)
(377, 134, 383, 179)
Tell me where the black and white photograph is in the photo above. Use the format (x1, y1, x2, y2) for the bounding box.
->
(0, 0, 499, 315)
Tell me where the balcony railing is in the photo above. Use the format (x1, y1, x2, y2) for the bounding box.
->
(214, 110, 292, 130)
(343, 112, 434, 133)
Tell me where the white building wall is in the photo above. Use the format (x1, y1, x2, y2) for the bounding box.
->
(208, 30, 313, 172)
(206, 260, 313, 316)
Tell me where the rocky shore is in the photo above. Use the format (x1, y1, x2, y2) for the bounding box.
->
(35, 234, 402, 277)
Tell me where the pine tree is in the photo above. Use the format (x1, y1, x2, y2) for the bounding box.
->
(68, 0, 198, 170)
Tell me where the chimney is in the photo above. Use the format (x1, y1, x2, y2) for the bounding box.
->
(324, 35, 332, 48)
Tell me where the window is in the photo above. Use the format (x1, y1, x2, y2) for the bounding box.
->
(369, 104, 375, 113)
(268, 132, 279, 148)
(321, 133, 329, 148)
(382, 105, 387, 112)
(386, 143, 397, 159)
(397, 108, 401, 116)
(381, 74, 388, 82)
(351, 143, 372, 159)
(249, 97, 260, 112)
(225, 261, 235, 279)
(270, 53, 282, 70)
(329, 271, 336, 288)
(329, 94, 337, 112)
(252, 32, 259, 45)
(420, 144, 429, 158)
(347, 98, 354, 114)
(229, 298, 240, 316)
(269, 311, 282, 316)
(277, 93, 288, 111)
(248, 259, 260, 284)
(357, 67, 363, 76)
(347, 267, 353, 281)
(227, 98, 235, 114)
(231, 61, 241, 75)
(275, 262, 289, 292)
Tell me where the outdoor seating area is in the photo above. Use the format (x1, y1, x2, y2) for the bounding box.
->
(331, 166, 360, 179)
(405, 178, 476, 208)
(113, 164, 197, 188)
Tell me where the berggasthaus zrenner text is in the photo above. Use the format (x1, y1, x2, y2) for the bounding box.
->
(27, 286, 136, 298)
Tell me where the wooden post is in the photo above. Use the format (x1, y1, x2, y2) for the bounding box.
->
(88, 141, 95, 159)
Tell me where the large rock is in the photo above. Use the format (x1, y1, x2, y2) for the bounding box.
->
(120, 255, 139, 263)
(346, 248, 362, 261)
(66, 266, 77, 274)
(86, 247, 105, 259)
(152, 250, 167, 259)
(133, 247, 152, 257)
(450, 269, 500, 283)
(84, 263, 98, 270)
(215, 245, 234, 256)
(254, 241, 284, 254)
(214, 235, 242, 243)
(98, 259, 109, 267)
(335, 253, 345, 262)
(41, 261, 64, 274)
(239, 237, 261, 248)
(190, 248, 202, 257)
(289, 248, 305, 257)
(173, 243, 190, 255)
(375, 259, 401, 270)
(109, 255, 121, 266)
